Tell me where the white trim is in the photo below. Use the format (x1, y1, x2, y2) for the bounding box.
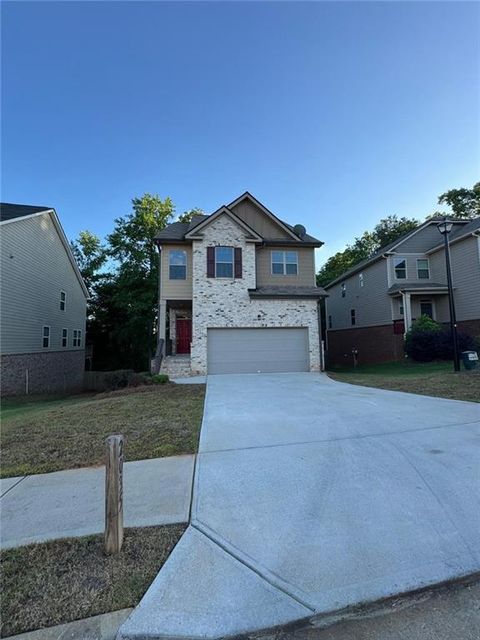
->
(62, 328, 68, 348)
(60, 290, 67, 311)
(226, 192, 302, 241)
(426, 226, 480, 254)
(168, 248, 187, 280)
(0, 210, 49, 226)
(270, 250, 299, 276)
(393, 256, 407, 280)
(42, 325, 51, 348)
(214, 246, 234, 279)
(419, 298, 436, 321)
(185, 206, 263, 242)
(416, 258, 430, 280)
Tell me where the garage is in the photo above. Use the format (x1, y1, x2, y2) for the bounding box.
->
(207, 327, 310, 374)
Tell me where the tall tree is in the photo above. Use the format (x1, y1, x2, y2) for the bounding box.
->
(317, 215, 418, 287)
(107, 194, 175, 370)
(70, 230, 109, 291)
(177, 207, 204, 223)
(434, 182, 480, 219)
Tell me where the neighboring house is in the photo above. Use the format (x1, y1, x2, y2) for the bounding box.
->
(155, 192, 327, 375)
(1, 203, 89, 395)
(325, 217, 480, 366)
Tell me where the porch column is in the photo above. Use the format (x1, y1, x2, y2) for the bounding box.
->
(158, 300, 167, 345)
(403, 292, 413, 333)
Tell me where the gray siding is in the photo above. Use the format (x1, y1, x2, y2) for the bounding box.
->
(396, 223, 464, 253)
(327, 258, 391, 329)
(387, 253, 437, 284)
(446, 236, 480, 321)
(256, 246, 316, 287)
(230, 200, 293, 239)
(1, 213, 87, 355)
(160, 244, 193, 300)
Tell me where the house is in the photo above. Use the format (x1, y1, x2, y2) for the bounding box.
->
(325, 217, 480, 366)
(154, 192, 327, 376)
(1, 203, 89, 395)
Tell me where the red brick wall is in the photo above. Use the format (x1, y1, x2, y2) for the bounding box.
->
(327, 324, 404, 367)
(457, 319, 480, 338)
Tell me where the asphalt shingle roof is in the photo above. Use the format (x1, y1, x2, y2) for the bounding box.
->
(388, 282, 448, 294)
(248, 285, 327, 298)
(0, 202, 52, 222)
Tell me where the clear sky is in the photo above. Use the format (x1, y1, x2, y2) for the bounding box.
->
(2, 1, 479, 267)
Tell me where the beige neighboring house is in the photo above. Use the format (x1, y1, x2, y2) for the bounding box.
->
(1, 203, 89, 395)
(154, 192, 327, 376)
(325, 216, 480, 366)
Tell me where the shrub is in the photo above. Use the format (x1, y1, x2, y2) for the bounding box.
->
(405, 316, 477, 362)
(151, 374, 169, 384)
(102, 370, 151, 390)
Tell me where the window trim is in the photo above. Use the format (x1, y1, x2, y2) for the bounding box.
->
(42, 325, 50, 348)
(341, 283, 346, 298)
(73, 329, 82, 348)
(419, 299, 435, 320)
(60, 290, 66, 311)
(393, 257, 407, 280)
(215, 246, 234, 279)
(168, 249, 187, 280)
(62, 328, 68, 348)
(270, 250, 299, 276)
(359, 273, 364, 287)
(416, 258, 430, 280)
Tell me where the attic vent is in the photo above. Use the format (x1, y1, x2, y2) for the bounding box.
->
(293, 224, 306, 239)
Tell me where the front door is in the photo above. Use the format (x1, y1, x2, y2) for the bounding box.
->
(176, 318, 192, 354)
(420, 300, 433, 319)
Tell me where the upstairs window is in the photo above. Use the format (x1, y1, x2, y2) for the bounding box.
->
(60, 291, 66, 311)
(417, 258, 430, 279)
(341, 283, 346, 298)
(351, 309, 356, 326)
(271, 251, 298, 275)
(394, 258, 407, 279)
(62, 328, 68, 347)
(42, 326, 50, 348)
(169, 250, 187, 280)
(215, 246, 234, 278)
(359, 273, 364, 287)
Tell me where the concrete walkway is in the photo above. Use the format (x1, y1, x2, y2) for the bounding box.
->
(118, 373, 480, 639)
(0, 455, 194, 549)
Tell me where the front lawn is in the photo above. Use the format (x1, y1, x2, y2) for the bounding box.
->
(328, 361, 480, 402)
(0, 524, 185, 638)
(1, 384, 205, 478)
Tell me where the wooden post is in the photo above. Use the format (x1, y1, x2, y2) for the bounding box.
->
(105, 435, 124, 554)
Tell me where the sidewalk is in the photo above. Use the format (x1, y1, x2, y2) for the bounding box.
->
(0, 455, 194, 549)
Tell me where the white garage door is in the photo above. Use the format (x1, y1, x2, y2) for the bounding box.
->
(207, 327, 310, 375)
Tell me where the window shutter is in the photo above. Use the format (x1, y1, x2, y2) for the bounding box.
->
(207, 247, 215, 278)
(234, 248, 242, 278)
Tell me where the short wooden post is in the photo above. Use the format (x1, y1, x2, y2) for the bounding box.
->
(105, 435, 124, 554)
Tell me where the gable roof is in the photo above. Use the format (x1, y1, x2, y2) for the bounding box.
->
(324, 217, 476, 289)
(0, 202, 53, 222)
(155, 192, 323, 246)
(1, 202, 89, 298)
(427, 216, 480, 253)
(184, 205, 263, 241)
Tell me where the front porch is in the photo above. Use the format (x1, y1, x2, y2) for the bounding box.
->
(389, 283, 450, 334)
(157, 300, 193, 376)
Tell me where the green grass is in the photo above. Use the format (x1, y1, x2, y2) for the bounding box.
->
(1, 384, 205, 478)
(0, 524, 186, 638)
(328, 360, 480, 402)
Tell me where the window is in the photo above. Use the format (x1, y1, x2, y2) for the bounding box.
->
(328, 315, 332, 329)
(351, 309, 356, 326)
(271, 251, 298, 276)
(341, 283, 346, 298)
(62, 328, 68, 347)
(42, 326, 50, 348)
(417, 259, 430, 279)
(399, 303, 404, 316)
(169, 250, 187, 280)
(60, 291, 66, 311)
(73, 329, 82, 347)
(359, 273, 364, 287)
(215, 246, 234, 278)
(394, 258, 407, 279)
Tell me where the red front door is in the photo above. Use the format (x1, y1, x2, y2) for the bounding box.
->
(176, 318, 192, 354)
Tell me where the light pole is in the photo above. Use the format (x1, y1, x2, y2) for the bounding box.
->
(437, 218, 460, 372)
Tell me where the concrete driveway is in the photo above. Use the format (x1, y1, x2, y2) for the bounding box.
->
(119, 373, 480, 640)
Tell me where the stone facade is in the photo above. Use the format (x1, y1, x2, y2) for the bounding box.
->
(1, 350, 85, 396)
(190, 215, 320, 375)
(327, 324, 404, 367)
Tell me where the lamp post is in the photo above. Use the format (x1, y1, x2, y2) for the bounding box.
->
(437, 218, 460, 372)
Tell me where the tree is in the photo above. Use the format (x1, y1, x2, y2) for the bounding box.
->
(70, 230, 108, 291)
(107, 194, 175, 370)
(317, 215, 418, 287)
(177, 207, 204, 224)
(434, 182, 480, 220)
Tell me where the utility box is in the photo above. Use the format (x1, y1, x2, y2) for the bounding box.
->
(461, 350, 479, 370)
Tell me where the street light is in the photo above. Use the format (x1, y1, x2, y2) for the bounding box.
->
(437, 218, 460, 372)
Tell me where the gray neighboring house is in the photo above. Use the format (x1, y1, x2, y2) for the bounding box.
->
(154, 192, 327, 376)
(325, 216, 480, 366)
(1, 203, 89, 395)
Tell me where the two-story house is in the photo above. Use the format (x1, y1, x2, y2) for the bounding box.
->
(154, 192, 327, 376)
(325, 217, 480, 366)
(1, 203, 89, 395)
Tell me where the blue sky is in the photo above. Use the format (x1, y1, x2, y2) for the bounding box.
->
(2, 1, 479, 267)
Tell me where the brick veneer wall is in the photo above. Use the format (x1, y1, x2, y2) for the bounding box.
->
(457, 318, 480, 339)
(327, 324, 404, 367)
(1, 350, 85, 396)
(191, 215, 320, 375)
